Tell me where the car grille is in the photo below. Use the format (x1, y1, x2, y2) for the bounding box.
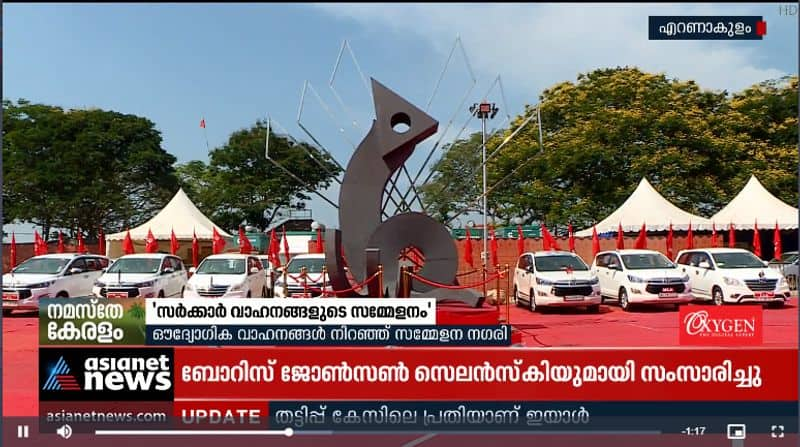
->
(745, 279, 778, 291)
(3, 288, 33, 299)
(195, 286, 229, 297)
(552, 286, 593, 297)
(100, 287, 141, 298)
(645, 283, 686, 294)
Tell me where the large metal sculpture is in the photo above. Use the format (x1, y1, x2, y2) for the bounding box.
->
(323, 79, 482, 306)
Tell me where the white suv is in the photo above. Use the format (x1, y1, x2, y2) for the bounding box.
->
(3, 254, 110, 315)
(274, 254, 332, 298)
(184, 254, 267, 298)
(92, 253, 188, 298)
(513, 251, 602, 313)
(592, 249, 693, 311)
(676, 248, 791, 308)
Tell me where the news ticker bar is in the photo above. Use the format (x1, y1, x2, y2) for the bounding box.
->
(36, 401, 798, 434)
(648, 16, 766, 40)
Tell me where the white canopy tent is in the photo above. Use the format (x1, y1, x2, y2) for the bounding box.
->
(105, 188, 232, 259)
(710, 175, 799, 230)
(575, 178, 712, 237)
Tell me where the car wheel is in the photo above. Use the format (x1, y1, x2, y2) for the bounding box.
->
(600, 295, 606, 304)
(514, 287, 522, 307)
(158, 290, 165, 298)
(2, 309, 12, 317)
(180, 287, 185, 297)
(768, 300, 784, 309)
(262, 287, 268, 298)
(712, 287, 724, 306)
(620, 288, 631, 311)
(56, 292, 69, 298)
(587, 304, 600, 314)
(529, 289, 537, 312)
(246, 291, 252, 298)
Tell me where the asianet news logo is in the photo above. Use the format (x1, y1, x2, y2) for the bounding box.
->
(679, 306, 763, 346)
(83, 355, 172, 391)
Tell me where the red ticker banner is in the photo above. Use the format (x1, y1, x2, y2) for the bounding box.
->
(174, 347, 797, 401)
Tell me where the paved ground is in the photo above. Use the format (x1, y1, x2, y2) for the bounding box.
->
(3, 300, 797, 416)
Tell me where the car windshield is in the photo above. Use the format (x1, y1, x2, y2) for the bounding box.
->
(196, 259, 245, 275)
(534, 254, 589, 272)
(107, 258, 161, 274)
(621, 253, 674, 270)
(12, 258, 70, 274)
(777, 252, 799, 264)
(713, 252, 766, 269)
(286, 258, 325, 274)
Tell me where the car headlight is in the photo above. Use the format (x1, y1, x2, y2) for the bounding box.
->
(723, 277, 741, 286)
(589, 277, 599, 285)
(627, 275, 645, 283)
(535, 277, 554, 286)
(26, 280, 56, 289)
(229, 283, 244, 292)
(681, 275, 690, 282)
(134, 280, 155, 288)
(94, 280, 106, 288)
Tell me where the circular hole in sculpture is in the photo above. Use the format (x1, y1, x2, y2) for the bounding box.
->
(390, 112, 411, 134)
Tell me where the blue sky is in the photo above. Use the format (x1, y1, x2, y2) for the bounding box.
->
(4, 3, 798, 241)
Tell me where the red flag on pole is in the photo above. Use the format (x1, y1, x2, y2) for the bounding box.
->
(728, 222, 736, 248)
(489, 225, 499, 267)
(123, 229, 135, 255)
(282, 226, 290, 262)
(315, 228, 324, 254)
(57, 231, 65, 253)
(171, 228, 180, 255)
(773, 222, 781, 261)
(36, 231, 48, 255)
(568, 223, 575, 252)
(192, 229, 199, 267)
(212, 227, 225, 254)
(464, 227, 474, 268)
(686, 222, 694, 250)
(666, 223, 674, 260)
(9, 232, 17, 269)
(98, 227, 106, 256)
(711, 222, 719, 247)
(238, 226, 253, 254)
(616, 223, 624, 250)
(517, 225, 525, 256)
(753, 220, 761, 258)
(33, 231, 41, 256)
(145, 228, 158, 253)
(268, 230, 280, 268)
(200, 118, 206, 129)
(634, 222, 647, 249)
(541, 224, 552, 251)
(592, 226, 600, 258)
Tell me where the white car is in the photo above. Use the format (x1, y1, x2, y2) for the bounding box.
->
(769, 251, 798, 291)
(273, 253, 332, 298)
(513, 251, 602, 313)
(592, 249, 693, 311)
(184, 254, 267, 298)
(676, 248, 791, 308)
(92, 253, 188, 298)
(2, 254, 110, 315)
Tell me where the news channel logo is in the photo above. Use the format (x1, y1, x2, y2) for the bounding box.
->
(39, 347, 174, 401)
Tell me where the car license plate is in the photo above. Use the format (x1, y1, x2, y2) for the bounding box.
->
(291, 293, 310, 298)
(754, 292, 774, 300)
(3, 292, 19, 301)
(107, 292, 129, 299)
(564, 295, 584, 301)
(659, 293, 677, 298)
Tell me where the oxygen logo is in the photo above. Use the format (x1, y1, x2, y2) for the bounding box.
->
(679, 306, 763, 346)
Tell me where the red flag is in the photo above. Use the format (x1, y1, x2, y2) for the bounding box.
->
(123, 229, 135, 255)
(282, 227, 291, 261)
(238, 226, 253, 254)
(666, 223, 674, 260)
(753, 221, 761, 258)
(98, 227, 106, 256)
(171, 228, 180, 255)
(686, 222, 694, 250)
(728, 222, 736, 248)
(212, 227, 225, 254)
(568, 223, 575, 252)
(268, 230, 280, 268)
(315, 228, 324, 254)
(591, 226, 600, 258)
(200, 118, 206, 128)
(516, 225, 525, 256)
(191, 229, 199, 267)
(464, 227, 474, 268)
(57, 231, 65, 253)
(616, 223, 624, 250)
(145, 228, 158, 253)
(541, 224, 552, 251)
(711, 222, 719, 247)
(35, 230, 48, 255)
(773, 222, 781, 261)
(634, 222, 647, 249)
(489, 225, 499, 267)
(9, 232, 17, 269)
(77, 231, 86, 254)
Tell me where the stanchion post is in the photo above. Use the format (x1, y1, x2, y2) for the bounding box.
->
(301, 266, 308, 298)
(321, 265, 328, 298)
(495, 263, 501, 317)
(378, 264, 384, 298)
(400, 266, 411, 298)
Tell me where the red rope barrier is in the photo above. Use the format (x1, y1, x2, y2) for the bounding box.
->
(317, 271, 382, 296)
(456, 269, 481, 277)
(407, 271, 503, 290)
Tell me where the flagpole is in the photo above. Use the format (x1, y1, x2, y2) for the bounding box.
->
(201, 116, 210, 153)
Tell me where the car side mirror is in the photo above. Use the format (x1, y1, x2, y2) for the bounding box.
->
(762, 261, 769, 267)
(189, 267, 197, 273)
(69, 268, 83, 275)
(698, 261, 711, 269)
(162, 267, 174, 275)
(250, 267, 259, 274)
(527, 266, 535, 273)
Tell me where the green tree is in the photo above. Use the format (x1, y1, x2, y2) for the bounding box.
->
(177, 120, 341, 231)
(419, 132, 483, 222)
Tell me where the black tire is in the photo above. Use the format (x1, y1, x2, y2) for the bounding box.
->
(587, 304, 600, 314)
(529, 289, 537, 312)
(768, 300, 785, 309)
(600, 295, 606, 304)
(712, 286, 724, 306)
(2, 309, 12, 317)
(514, 287, 523, 308)
(262, 287, 268, 298)
(180, 287, 185, 297)
(620, 288, 631, 312)
(158, 290, 165, 298)
(246, 291, 252, 298)
(56, 292, 69, 298)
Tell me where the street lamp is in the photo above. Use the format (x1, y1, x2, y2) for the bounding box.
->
(470, 101, 499, 268)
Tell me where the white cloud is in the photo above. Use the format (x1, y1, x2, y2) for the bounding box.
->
(312, 3, 789, 95)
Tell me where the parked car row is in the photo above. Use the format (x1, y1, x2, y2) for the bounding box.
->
(512, 248, 792, 313)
